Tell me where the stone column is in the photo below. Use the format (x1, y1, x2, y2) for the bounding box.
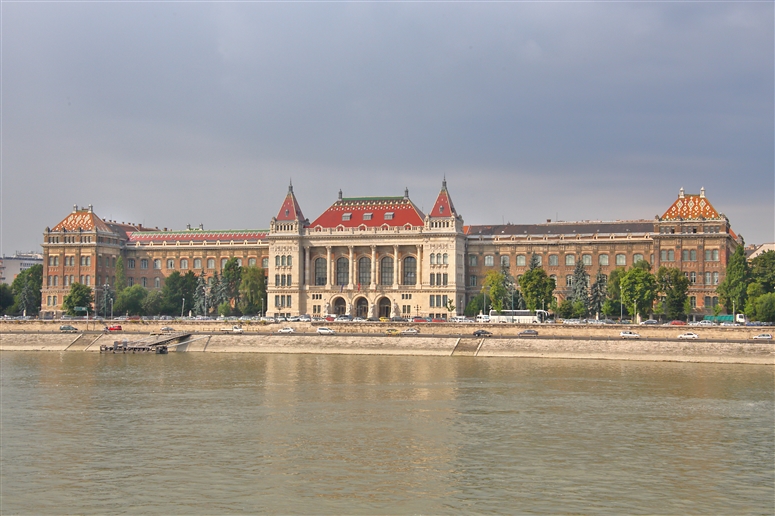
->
(417, 244, 422, 287)
(327, 246, 333, 287)
(348, 246, 355, 289)
(370, 245, 377, 289)
(395, 245, 401, 287)
(304, 247, 310, 286)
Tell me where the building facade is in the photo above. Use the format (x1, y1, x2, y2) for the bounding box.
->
(40, 184, 739, 320)
(0, 252, 43, 285)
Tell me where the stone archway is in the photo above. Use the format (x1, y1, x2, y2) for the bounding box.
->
(378, 297, 392, 319)
(332, 297, 347, 316)
(355, 297, 369, 319)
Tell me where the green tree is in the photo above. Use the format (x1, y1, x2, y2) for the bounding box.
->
(142, 290, 164, 316)
(239, 267, 267, 315)
(620, 266, 657, 321)
(161, 271, 197, 316)
(114, 285, 148, 316)
(569, 261, 589, 316)
(606, 267, 626, 302)
(482, 270, 509, 313)
(445, 298, 456, 316)
(633, 259, 652, 272)
(114, 256, 127, 292)
(751, 251, 775, 293)
(744, 282, 765, 319)
(464, 293, 485, 317)
(717, 244, 751, 314)
(10, 264, 43, 315)
(208, 271, 224, 309)
(0, 284, 15, 315)
(557, 299, 574, 319)
(62, 283, 93, 316)
(752, 293, 775, 322)
(519, 266, 555, 312)
(222, 258, 243, 306)
(656, 266, 690, 321)
(588, 268, 607, 319)
(194, 272, 208, 316)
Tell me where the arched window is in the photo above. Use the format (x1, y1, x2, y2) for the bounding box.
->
(582, 254, 592, 266)
(443, 253, 448, 265)
(194, 258, 202, 269)
(565, 255, 575, 266)
(516, 255, 526, 267)
(633, 254, 644, 263)
(336, 257, 349, 286)
(275, 256, 280, 267)
(167, 259, 175, 269)
(616, 254, 626, 266)
(403, 257, 417, 285)
(287, 255, 292, 267)
(500, 255, 510, 267)
(548, 255, 558, 266)
(180, 259, 189, 270)
(221, 258, 228, 269)
(381, 257, 394, 285)
(153, 259, 161, 270)
(430, 253, 436, 265)
(599, 254, 609, 266)
(154, 277, 161, 289)
(358, 257, 371, 286)
(281, 256, 286, 266)
(566, 275, 574, 287)
(315, 258, 327, 286)
(207, 258, 215, 269)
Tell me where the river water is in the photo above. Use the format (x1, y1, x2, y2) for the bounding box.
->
(1, 352, 772, 514)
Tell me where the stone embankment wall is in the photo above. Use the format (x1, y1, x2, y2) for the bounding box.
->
(2, 329, 773, 364)
(1, 320, 771, 340)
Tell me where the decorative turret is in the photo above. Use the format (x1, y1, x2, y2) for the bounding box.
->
(425, 177, 462, 231)
(271, 181, 307, 234)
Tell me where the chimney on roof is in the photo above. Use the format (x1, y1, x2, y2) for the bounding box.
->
(700, 186, 705, 198)
(187, 224, 191, 230)
(404, 187, 409, 199)
(199, 223, 203, 230)
(338, 189, 343, 201)
(73, 204, 78, 213)
(679, 187, 685, 198)
(88, 204, 93, 212)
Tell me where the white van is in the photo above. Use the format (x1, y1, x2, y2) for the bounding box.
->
(475, 314, 490, 323)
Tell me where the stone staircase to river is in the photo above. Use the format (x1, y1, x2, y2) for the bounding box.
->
(451, 338, 484, 356)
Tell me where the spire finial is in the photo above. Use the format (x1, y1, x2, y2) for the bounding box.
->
(700, 186, 705, 198)
(442, 175, 447, 189)
(288, 179, 293, 193)
(679, 187, 685, 198)
(338, 189, 343, 201)
(404, 187, 409, 199)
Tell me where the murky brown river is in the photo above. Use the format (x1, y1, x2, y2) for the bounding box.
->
(1, 351, 772, 514)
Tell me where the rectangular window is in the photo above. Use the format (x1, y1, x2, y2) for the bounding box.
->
(342, 213, 352, 221)
(443, 273, 448, 286)
(582, 254, 592, 266)
(690, 272, 696, 284)
(275, 275, 280, 287)
(704, 296, 711, 307)
(548, 255, 559, 266)
(128, 259, 135, 269)
(469, 255, 478, 267)
(287, 296, 292, 308)
(704, 272, 711, 285)
(713, 250, 719, 261)
(128, 277, 134, 287)
(207, 258, 215, 269)
(430, 295, 435, 307)
(668, 250, 675, 261)
(275, 295, 280, 307)
(690, 250, 697, 261)
(682, 250, 689, 261)
(469, 275, 477, 287)
(153, 259, 161, 269)
(180, 259, 188, 269)
(501, 255, 510, 267)
(262, 258, 269, 268)
(248, 258, 256, 267)
(484, 256, 494, 267)
(713, 272, 719, 285)
(616, 254, 626, 266)
(384, 212, 394, 220)
(442, 295, 448, 307)
(516, 255, 526, 267)
(363, 213, 372, 221)
(194, 258, 202, 269)
(430, 274, 435, 286)
(565, 255, 575, 266)
(53, 295, 57, 305)
(690, 296, 696, 308)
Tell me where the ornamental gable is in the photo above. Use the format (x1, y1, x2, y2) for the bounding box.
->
(428, 179, 457, 218)
(661, 187, 720, 221)
(275, 183, 306, 222)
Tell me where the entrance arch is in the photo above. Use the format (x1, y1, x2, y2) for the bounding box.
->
(332, 297, 347, 316)
(355, 297, 369, 319)
(378, 297, 392, 319)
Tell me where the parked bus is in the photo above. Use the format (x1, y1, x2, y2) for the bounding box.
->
(488, 310, 549, 324)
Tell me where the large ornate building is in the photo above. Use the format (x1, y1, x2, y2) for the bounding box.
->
(40, 183, 739, 320)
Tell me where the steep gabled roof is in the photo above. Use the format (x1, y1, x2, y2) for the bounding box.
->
(661, 188, 720, 220)
(275, 183, 306, 222)
(52, 207, 112, 233)
(428, 178, 457, 218)
(309, 190, 425, 229)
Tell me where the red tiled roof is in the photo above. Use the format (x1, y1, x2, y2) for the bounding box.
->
(128, 230, 268, 243)
(428, 179, 457, 217)
(661, 190, 720, 220)
(52, 209, 112, 233)
(276, 184, 306, 222)
(309, 196, 425, 229)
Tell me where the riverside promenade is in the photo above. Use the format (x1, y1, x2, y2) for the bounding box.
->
(1, 321, 773, 364)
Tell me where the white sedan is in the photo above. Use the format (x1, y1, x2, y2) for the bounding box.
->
(620, 331, 640, 339)
(677, 332, 699, 340)
(401, 328, 419, 335)
(277, 327, 295, 334)
(752, 333, 772, 340)
(317, 327, 336, 335)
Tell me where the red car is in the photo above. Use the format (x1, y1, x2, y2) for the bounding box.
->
(105, 325, 123, 332)
(669, 320, 687, 326)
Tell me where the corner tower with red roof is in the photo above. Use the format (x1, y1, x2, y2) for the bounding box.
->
(425, 178, 464, 233)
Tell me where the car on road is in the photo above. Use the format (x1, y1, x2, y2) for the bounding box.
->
(220, 326, 244, 334)
(160, 326, 176, 333)
(412, 317, 429, 323)
(379, 317, 390, 323)
(721, 321, 740, 327)
(335, 315, 352, 322)
(59, 325, 78, 333)
(105, 325, 122, 332)
(473, 329, 493, 337)
(317, 327, 336, 335)
(696, 320, 716, 326)
(278, 327, 295, 334)
(752, 333, 772, 340)
(620, 331, 640, 339)
(669, 320, 687, 326)
(401, 328, 419, 335)
(518, 329, 539, 337)
(385, 328, 400, 336)
(640, 320, 659, 325)
(677, 332, 699, 339)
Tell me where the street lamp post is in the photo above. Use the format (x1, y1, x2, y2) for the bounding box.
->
(110, 298, 114, 320)
(103, 283, 109, 319)
(181, 297, 185, 319)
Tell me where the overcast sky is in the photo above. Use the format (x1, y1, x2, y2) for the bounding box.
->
(2, 1, 773, 255)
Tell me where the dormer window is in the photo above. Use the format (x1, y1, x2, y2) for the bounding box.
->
(363, 213, 373, 221)
(439, 206, 444, 214)
(384, 212, 394, 220)
(342, 213, 352, 221)
(285, 209, 290, 217)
